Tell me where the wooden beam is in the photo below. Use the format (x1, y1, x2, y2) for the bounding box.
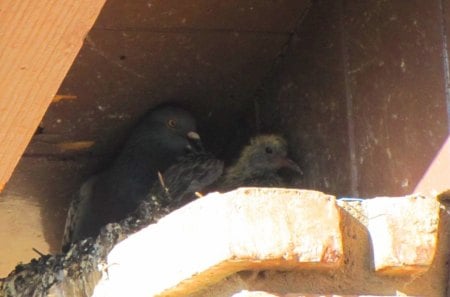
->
(0, 0, 106, 191)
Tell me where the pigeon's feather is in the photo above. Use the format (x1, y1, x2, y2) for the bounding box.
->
(150, 152, 224, 207)
(62, 176, 97, 250)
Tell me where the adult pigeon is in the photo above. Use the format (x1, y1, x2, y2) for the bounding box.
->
(214, 134, 301, 192)
(62, 105, 202, 251)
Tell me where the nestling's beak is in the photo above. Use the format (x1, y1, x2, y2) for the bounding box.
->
(279, 157, 303, 174)
(186, 131, 204, 152)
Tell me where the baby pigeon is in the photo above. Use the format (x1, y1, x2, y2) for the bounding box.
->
(62, 105, 202, 251)
(214, 134, 301, 192)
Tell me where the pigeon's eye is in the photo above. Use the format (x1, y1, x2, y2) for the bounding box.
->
(265, 147, 273, 154)
(167, 119, 177, 128)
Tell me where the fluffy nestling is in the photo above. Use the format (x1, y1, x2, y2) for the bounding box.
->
(214, 134, 301, 192)
(62, 105, 202, 251)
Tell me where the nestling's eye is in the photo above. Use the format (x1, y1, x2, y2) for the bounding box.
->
(167, 119, 177, 128)
(265, 147, 273, 154)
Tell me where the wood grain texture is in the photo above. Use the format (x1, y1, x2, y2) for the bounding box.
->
(0, 0, 106, 191)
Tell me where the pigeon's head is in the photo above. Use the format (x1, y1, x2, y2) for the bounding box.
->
(127, 105, 203, 158)
(240, 135, 301, 174)
(149, 106, 204, 154)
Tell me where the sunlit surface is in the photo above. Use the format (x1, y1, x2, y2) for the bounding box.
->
(414, 136, 450, 196)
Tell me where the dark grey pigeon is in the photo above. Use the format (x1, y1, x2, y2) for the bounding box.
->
(62, 105, 202, 252)
(214, 134, 301, 192)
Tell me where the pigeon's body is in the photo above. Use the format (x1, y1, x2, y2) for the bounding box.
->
(150, 152, 224, 207)
(62, 106, 202, 251)
(215, 135, 301, 192)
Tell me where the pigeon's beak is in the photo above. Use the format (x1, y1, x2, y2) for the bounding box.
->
(186, 131, 204, 152)
(187, 131, 200, 141)
(278, 157, 302, 174)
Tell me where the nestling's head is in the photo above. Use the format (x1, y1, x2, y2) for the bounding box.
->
(239, 134, 301, 173)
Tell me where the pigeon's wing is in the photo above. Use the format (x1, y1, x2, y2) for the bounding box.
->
(153, 153, 224, 206)
(61, 175, 97, 252)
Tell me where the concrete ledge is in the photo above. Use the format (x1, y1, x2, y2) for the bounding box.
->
(91, 190, 443, 297)
(232, 291, 416, 297)
(366, 195, 440, 274)
(93, 188, 343, 297)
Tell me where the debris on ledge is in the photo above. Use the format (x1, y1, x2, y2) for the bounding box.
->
(0, 197, 173, 297)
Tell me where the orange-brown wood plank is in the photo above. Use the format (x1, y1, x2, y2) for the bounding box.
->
(0, 0, 106, 191)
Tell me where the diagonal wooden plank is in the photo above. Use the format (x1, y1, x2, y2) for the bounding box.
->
(0, 0, 106, 191)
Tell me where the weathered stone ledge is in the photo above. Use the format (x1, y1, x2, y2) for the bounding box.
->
(94, 188, 343, 297)
(232, 291, 418, 297)
(0, 188, 443, 297)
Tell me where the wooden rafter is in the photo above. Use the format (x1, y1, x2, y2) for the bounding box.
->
(0, 0, 106, 191)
